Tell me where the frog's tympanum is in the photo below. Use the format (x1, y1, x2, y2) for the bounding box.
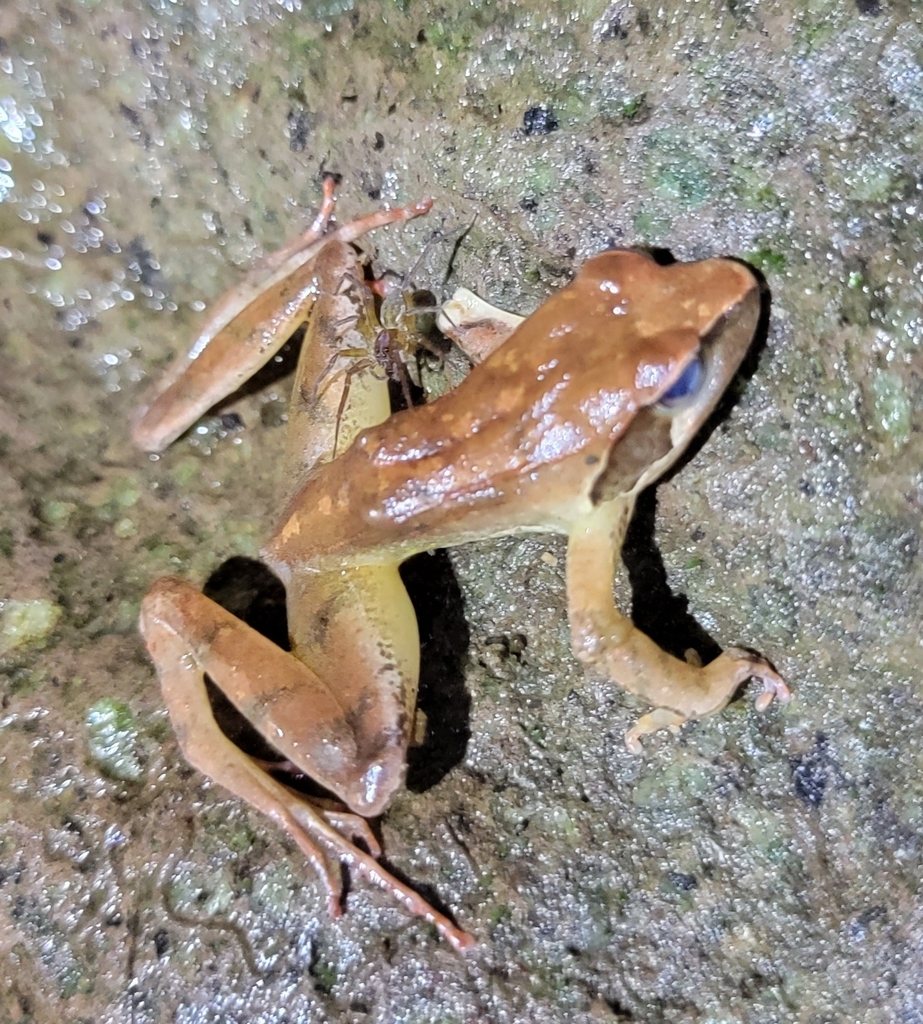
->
(134, 182, 790, 952)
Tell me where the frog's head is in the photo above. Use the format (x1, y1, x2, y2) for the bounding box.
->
(573, 250, 762, 505)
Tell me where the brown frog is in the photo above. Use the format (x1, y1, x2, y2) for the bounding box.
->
(134, 183, 789, 952)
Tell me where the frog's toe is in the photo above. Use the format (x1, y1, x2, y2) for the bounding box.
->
(323, 810, 382, 859)
(624, 707, 687, 754)
(754, 671, 792, 712)
(720, 647, 791, 712)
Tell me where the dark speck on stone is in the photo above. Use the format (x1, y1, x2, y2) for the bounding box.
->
(668, 871, 698, 891)
(287, 109, 312, 152)
(126, 237, 161, 289)
(218, 412, 244, 432)
(522, 105, 558, 135)
(849, 905, 886, 941)
(260, 398, 287, 429)
(791, 733, 831, 808)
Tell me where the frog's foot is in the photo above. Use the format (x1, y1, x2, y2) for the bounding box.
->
(436, 287, 525, 364)
(621, 648, 791, 753)
(725, 647, 786, 712)
(660, 645, 792, 727)
(160, 656, 473, 951)
(624, 708, 686, 754)
(291, 801, 475, 953)
(320, 809, 382, 859)
(581, 622, 791, 721)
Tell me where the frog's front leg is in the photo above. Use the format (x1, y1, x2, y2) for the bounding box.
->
(566, 498, 791, 753)
(139, 578, 474, 952)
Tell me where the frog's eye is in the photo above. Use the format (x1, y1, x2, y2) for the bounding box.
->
(657, 355, 704, 409)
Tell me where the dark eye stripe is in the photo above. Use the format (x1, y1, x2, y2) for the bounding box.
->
(658, 355, 704, 407)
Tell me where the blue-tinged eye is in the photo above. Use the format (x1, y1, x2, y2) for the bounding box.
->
(658, 356, 704, 408)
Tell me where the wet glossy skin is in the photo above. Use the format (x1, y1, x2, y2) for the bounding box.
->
(135, 188, 790, 953)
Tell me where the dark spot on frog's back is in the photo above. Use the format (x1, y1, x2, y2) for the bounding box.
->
(125, 237, 162, 289)
(307, 601, 333, 646)
(119, 102, 141, 126)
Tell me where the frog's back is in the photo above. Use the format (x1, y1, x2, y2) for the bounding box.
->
(266, 250, 756, 572)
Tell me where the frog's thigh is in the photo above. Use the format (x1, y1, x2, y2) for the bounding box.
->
(139, 576, 361, 911)
(140, 575, 383, 806)
(140, 576, 476, 952)
(285, 563, 420, 792)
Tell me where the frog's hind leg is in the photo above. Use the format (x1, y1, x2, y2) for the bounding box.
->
(132, 189, 432, 453)
(140, 576, 474, 953)
(252, 174, 338, 277)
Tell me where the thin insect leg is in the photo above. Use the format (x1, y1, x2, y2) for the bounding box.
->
(312, 343, 380, 405)
(331, 310, 363, 332)
(441, 212, 479, 284)
(305, 295, 365, 408)
(378, 213, 478, 321)
(375, 328, 415, 409)
(337, 266, 383, 337)
(332, 366, 353, 458)
(310, 350, 350, 407)
(336, 267, 369, 294)
(403, 228, 448, 286)
(331, 357, 383, 456)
